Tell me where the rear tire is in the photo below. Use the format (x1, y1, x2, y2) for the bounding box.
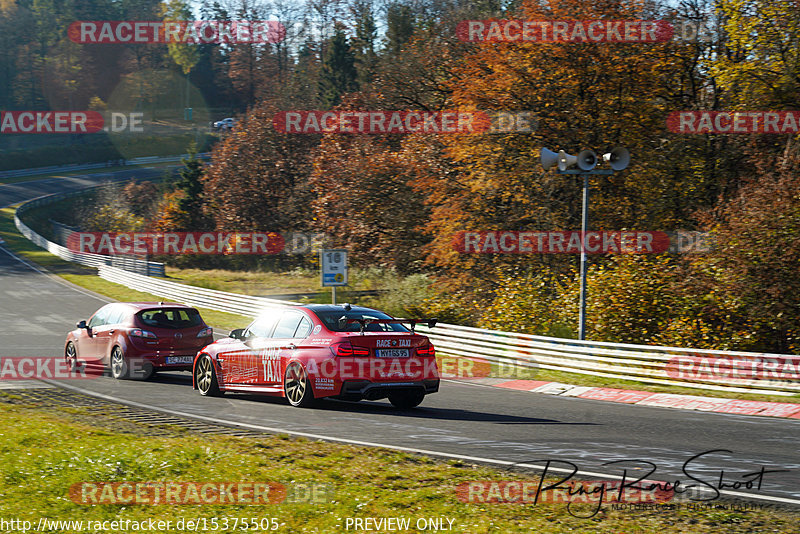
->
(110, 346, 130, 380)
(138, 362, 155, 381)
(195, 355, 222, 397)
(389, 390, 425, 409)
(284, 361, 315, 407)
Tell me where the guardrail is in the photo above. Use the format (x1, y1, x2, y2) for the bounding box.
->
(95, 265, 800, 396)
(99, 265, 296, 314)
(415, 323, 800, 396)
(0, 153, 209, 179)
(14, 185, 166, 277)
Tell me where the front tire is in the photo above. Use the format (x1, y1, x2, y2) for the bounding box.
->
(389, 390, 425, 409)
(195, 355, 222, 396)
(110, 346, 130, 380)
(284, 361, 315, 407)
(65, 342, 78, 372)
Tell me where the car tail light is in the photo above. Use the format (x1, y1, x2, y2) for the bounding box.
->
(197, 327, 213, 338)
(130, 329, 157, 339)
(417, 344, 435, 357)
(331, 342, 370, 357)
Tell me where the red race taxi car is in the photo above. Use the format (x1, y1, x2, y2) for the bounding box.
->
(192, 304, 439, 408)
(65, 302, 213, 380)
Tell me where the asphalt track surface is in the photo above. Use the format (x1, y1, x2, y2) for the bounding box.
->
(1, 171, 799, 508)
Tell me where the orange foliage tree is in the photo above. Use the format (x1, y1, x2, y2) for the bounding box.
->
(411, 0, 703, 296)
(202, 102, 317, 234)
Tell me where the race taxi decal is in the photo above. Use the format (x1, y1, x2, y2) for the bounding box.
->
(260, 347, 281, 382)
(376, 339, 411, 348)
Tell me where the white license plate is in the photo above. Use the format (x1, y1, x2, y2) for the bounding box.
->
(375, 349, 409, 358)
(166, 356, 194, 364)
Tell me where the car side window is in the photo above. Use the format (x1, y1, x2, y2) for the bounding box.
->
(272, 311, 304, 338)
(246, 312, 280, 339)
(88, 306, 110, 328)
(294, 316, 313, 339)
(105, 306, 127, 326)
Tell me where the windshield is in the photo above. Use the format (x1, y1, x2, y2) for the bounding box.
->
(316, 310, 409, 333)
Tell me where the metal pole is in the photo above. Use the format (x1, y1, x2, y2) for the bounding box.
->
(578, 173, 589, 340)
(332, 286, 336, 305)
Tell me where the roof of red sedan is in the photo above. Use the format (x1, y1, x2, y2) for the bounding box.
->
(119, 302, 195, 310)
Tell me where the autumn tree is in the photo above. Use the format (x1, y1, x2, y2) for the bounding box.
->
(409, 0, 703, 296)
(202, 101, 317, 234)
(308, 108, 435, 272)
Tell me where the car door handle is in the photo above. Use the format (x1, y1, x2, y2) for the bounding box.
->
(283, 344, 296, 350)
(108, 330, 114, 334)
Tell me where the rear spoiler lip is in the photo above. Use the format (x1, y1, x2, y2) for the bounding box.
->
(339, 317, 438, 334)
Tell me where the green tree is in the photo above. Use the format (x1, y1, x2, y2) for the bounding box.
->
(712, 0, 800, 110)
(175, 143, 208, 230)
(160, 0, 200, 111)
(383, 2, 414, 56)
(318, 23, 358, 108)
(351, 0, 378, 86)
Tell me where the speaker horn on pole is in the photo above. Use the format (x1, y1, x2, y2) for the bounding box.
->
(540, 147, 559, 170)
(557, 150, 578, 171)
(577, 149, 598, 171)
(602, 147, 630, 171)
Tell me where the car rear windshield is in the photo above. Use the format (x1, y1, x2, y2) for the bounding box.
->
(137, 308, 204, 329)
(316, 310, 409, 333)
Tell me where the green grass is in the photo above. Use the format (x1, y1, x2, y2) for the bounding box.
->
(0, 402, 797, 534)
(165, 266, 323, 296)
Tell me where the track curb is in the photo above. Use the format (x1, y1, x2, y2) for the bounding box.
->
(461, 378, 800, 419)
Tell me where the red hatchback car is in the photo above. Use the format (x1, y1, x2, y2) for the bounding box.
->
(65, 302, 213, 380)
(192, 304, 439, 408)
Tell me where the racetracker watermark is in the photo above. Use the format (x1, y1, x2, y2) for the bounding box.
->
(70, 481, 333, 505)
(453, 231, 712, 254)
(0, 357, 102, 380)
(456, 18, 714, 43)
(309, 357, 439, 383)
(454, 231, 669, 254)
(457, 479, 674, 505)
(437, 355, 538, 380)
(0, 111, 144, 134)
(667, 111, 800, 134)
(273, 111, 535, 134)
(66, 232, 329, 255)
(68, 21, 286, 44)
(71, 482, 283, 505)
(666, 355, 800, 382)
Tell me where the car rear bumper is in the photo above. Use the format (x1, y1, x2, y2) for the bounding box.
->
(334, 379, 439, 401)
(125, 352, 198, 371)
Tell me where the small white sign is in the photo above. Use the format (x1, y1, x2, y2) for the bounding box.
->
(321, 249, 347, 287)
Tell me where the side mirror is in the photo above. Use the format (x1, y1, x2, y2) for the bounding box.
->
(229, 328, 245, 340)
(76, 320, 87, 329)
